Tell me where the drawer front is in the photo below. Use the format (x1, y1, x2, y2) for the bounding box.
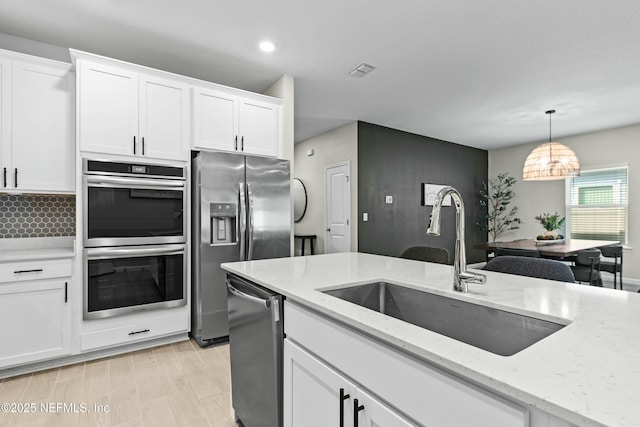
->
(81, 308, 189, 351)
(285, 302, 529, 427)
(0, 259, 72, 283)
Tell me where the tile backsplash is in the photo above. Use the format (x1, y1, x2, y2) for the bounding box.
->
(0, 195, 76, 238)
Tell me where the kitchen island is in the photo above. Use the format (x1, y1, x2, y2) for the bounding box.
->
(222, 252, 640, 427)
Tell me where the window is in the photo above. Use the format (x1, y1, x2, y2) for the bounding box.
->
(566, 166, 628, 243)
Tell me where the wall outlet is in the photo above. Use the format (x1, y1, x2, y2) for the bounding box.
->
(385, 195, 393, 204)
(363, 212, 368, 221)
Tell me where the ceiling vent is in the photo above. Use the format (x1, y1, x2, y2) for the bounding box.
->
(348, 62, 376, 77)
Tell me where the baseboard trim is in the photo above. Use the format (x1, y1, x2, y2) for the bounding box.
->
(0, 333, 189, 380)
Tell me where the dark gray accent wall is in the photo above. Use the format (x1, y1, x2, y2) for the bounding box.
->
(358, 122, 488, 263)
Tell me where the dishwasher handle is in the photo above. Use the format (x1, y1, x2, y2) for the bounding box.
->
(227, 279, 270, 308)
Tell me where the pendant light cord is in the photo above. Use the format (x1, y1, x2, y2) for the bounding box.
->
(546, 109, 556, 160)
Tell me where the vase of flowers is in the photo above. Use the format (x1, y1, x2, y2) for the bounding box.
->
(534, 212, 565, 240)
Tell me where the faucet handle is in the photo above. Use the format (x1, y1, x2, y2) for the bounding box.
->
(459, 271, 487, 285)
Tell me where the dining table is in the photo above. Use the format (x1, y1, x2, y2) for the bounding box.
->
(482, 239, 620, 259)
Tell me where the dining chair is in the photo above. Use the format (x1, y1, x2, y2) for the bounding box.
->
(482, 256, 575, 283)
(571, 249, 602, 286)
(400, 246, 450, 265)
(495, 248, 541, 258)
(599, 245, 623, 290)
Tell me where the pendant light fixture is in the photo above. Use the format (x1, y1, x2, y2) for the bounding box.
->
(522, 110, 580, 181)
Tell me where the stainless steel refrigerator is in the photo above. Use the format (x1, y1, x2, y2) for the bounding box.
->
(191, 150, 291, 347)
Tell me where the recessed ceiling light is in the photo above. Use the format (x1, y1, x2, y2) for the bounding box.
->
(259, 41, 276, 53)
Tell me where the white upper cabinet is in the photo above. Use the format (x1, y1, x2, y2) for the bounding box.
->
(192, 87, 238, 152)
(78, 61, 138, 156)
(139, 76, 189, 160)
(0, 51, 74, 193)
(238, 98, 279, 157)
(0, 58, 10, 183)
(193, 86, 280, 157)
(77, 57, 189, 161)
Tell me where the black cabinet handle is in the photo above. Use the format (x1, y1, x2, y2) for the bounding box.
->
(339, 388, 351, 427)
(142, 137, 145, 155)
(133, 136, 136, 154)
(14, 168, 17, 187)
(353, 398, 364, 427)
(14, 269, 43, 274)
(241, 136, 244, 151)
(128, 329, 150, 336)
(64, 282, 68, 303)
(3, 167, 6, 187)
(234, 135, 238, 150)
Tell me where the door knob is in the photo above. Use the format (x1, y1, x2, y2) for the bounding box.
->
(326, 228, 331, 232)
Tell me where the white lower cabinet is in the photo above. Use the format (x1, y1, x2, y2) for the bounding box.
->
(80, 306, 189, 352)
(0, 259, 72, 368)
(284, 339, 414, 427)
(284, 301, 530, 427)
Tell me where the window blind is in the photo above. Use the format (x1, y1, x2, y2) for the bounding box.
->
(566, 167, 628, 243)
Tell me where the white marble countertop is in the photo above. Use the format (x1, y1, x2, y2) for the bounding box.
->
(222, 252, 640, 427)
(0, 237, 76, 262)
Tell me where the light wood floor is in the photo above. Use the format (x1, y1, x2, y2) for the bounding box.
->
(0, 339, 238, 427)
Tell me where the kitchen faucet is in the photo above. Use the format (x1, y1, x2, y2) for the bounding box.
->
(427, 186, 486, 292)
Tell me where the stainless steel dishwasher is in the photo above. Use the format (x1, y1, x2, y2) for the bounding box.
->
(227, 274, 284, 427)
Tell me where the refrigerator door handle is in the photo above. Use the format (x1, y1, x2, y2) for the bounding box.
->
(247, 182, 255, 260)
(238, 182, 247, 261)
(227, 280, 269, 308)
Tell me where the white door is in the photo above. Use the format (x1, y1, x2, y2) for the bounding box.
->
(238, 98, 279, 157)
(325, 161, 351, 253)
(192, 87, 238, 152)
(11, 61, 74, 192)
(78, 61, 138, 156)
(139, 75, 189, 160)
(355, 388, 416, 427)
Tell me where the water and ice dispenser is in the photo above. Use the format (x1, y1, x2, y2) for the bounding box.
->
(210, 203, 237, 245)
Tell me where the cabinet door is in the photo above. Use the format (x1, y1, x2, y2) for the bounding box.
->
(11, 61, 74, 192)
(78, 61, 138, 156)
(192, 87, 238, 152)
(139, 75, 189, 160)
(238, 98, 279, 157)
(355, 388, 416, 427)
(0, 279, 71, 368)
(0, 58, 11, 187)
(284, 339, 355, 427)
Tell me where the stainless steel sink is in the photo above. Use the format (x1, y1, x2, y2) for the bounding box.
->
(323, 282, 566, 356)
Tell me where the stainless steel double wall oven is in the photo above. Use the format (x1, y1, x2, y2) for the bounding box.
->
(82, 159, 187, 319)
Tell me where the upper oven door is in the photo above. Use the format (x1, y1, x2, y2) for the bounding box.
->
(83, 174, 187, 247)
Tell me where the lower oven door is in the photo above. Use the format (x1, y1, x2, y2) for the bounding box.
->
(84, 244, 187, 320)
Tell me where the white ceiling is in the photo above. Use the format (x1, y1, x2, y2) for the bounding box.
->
(1, 0, 639, 149)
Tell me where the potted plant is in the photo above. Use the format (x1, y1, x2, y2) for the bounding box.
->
(476, 173, 522, 242)
(534, 212, 565, 240)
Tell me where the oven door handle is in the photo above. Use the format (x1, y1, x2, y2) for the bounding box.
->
(85, 245, 185, 259)
(85, 175, 185, 189)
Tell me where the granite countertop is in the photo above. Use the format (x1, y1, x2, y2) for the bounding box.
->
(0, 237, 76, 262)
(222, 252, 640, 427)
